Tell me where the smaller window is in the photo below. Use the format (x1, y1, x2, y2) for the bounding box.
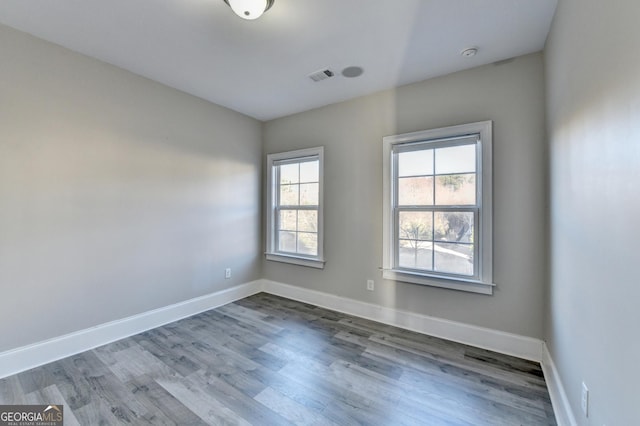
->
(266, 147, 325, 269)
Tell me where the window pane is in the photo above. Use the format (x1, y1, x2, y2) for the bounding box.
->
(398, 176, 434, 206)
(398, 150, 434, 177)
(279, 163, 299, 184)
(435, 174, 476, 205)
(399, 211, 433, 241)
(434, 212, 474, 243)
(300, 160, 319, 183)
(399, 240, 433, 270)
(434, 243, 474, 276)
(300, 183, 319, 205)
(279, 210, 297, 231)
(298, 210, 317, 232)
(435, 144, 476, 175)
(278, 231, 296, 253)
(297, 232, 318, 256)
(280, 184, 299, 206)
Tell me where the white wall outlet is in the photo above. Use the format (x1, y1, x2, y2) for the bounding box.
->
(225, 268, 231, 279)
(581, 382, 589, 417)
(366, 279, 374, 291)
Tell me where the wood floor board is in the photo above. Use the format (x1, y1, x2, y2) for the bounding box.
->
(73, 397, 129, 426)
(209, 308, 284, 338)
(62, 352, 153, 424)
(125, 375, 205, 426)
(16, 364, 56, 395)
(365, 332, 546, 391)
(268, 341, 463, 426)
(253, 386, 339, 426)
(259, 340, 417, 425)
(24, 384, 82, 426)
(276, 361, 411, 426)
(131, 332, 201, 377)
(371, 340, 552, 414)
(188, 368, 296, 426)
(247, 369, 329, 414)
(165, 326, 277, 386)
(236, 297, 345, 337)
(326, 360, 446, 423)
(154, 374, 249, 426)
(95, 343, 180, 384)
(0, 375, 27, 405)
(397, 359, 551, 419)
(45, 358, 100, 410)
(349, 351, 405, 380)
(0, 293, 556, 425)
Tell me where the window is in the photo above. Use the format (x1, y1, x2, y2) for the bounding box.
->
(266, 147, 324, 268)
(383, 122, 493, 294)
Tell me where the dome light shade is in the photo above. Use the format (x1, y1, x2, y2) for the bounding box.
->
(223, 0, 275, 20)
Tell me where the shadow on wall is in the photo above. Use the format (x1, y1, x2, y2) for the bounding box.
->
(0, 73, 262, 352)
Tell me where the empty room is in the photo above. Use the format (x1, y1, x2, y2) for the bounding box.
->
(0, 0, 637, 425)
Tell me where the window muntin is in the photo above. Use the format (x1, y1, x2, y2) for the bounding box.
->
(383, 122, 492, 294)
(266, 147, 324, 268)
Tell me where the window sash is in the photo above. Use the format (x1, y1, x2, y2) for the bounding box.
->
(393, 206, 480, 280)
(392, 139, 481, 206)
(391, 139, 481, 280)
(273, 155, 318, 167)
(274, 205, 319, 258)
(392, 134, 479, 154)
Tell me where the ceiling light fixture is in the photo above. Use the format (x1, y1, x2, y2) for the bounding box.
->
(223, 0, 275, 20)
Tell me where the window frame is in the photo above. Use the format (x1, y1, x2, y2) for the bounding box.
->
(266, 147, 325, 269)
(382, 121, 493, 295)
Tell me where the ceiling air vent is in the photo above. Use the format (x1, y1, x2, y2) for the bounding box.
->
(308, 68, 335, 82)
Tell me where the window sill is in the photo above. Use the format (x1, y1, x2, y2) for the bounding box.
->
(266, 253, 325, 269)
(382, 269, 494, 295)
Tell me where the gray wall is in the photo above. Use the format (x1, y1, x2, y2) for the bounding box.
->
(545, 0, 640, 424)
(263, 53, 547, 338)
(0, 24, 262, 353)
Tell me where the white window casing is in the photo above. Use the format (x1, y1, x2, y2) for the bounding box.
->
(266, 147, 325, 269)
(382, 121, 493, 294)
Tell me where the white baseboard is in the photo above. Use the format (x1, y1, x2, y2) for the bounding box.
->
(0, 280, 262, 379)
(261, 279, 544, 362)
(541, 343, 577, 426)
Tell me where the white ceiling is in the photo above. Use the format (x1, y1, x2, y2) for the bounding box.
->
(0, 0, 557, 121)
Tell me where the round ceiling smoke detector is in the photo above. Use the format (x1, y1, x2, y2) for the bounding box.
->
(341, 66, 364, 78)
(461, 47, 478, 58)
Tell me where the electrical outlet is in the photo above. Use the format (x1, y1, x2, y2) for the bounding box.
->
(225, 268, 231, 279)
(366, 279, 374, 291)
(581, 382, 589, 417)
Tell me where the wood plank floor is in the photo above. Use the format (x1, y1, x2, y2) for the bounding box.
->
(0, 293, 557, 425)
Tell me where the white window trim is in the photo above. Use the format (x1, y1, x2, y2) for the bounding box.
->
(266, 147, 325, 269)
(382, 121, 493, 295)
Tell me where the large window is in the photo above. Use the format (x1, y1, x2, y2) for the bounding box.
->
(266, 147, 324, 269)
(383, 122, 493, 294)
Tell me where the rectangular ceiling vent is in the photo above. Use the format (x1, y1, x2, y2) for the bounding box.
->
(308, 68, 335, 82)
